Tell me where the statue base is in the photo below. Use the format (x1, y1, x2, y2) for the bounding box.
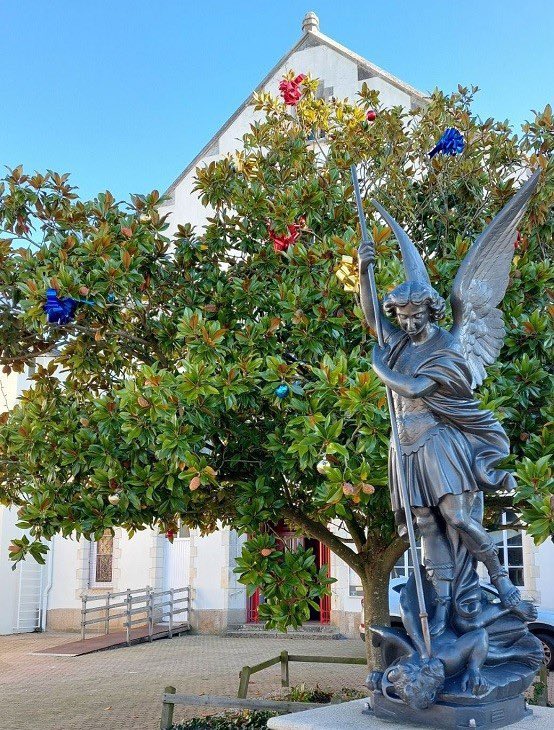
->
(265, 698, 552, 730)
(371, 690, 530, 728)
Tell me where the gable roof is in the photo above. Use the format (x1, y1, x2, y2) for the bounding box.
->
(163, 16, 428, 200)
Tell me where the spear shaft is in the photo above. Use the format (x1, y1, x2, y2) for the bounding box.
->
(350, 165, 432, 659)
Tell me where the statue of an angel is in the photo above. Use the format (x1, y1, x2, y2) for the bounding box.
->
(358, 170, 540, 639)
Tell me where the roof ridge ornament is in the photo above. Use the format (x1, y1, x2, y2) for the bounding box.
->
(302, 11, 320, 33)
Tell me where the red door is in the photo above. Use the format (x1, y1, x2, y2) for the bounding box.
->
(319, 542, 331, 624)
(247, 528, 332, 624)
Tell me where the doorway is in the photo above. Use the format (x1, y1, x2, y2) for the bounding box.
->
(246, 524, 331, 624)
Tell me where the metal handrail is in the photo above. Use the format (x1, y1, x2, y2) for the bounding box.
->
(80, 585, 190, 643)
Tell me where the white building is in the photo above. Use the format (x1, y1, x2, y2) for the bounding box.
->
(1, 13, 553, 639)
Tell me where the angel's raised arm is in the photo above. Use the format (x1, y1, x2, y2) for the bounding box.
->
(450, 169, 541, 389)
(358, 256, 398, 341)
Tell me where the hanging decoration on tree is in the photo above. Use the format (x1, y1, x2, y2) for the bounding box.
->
(279, 73, 306, 106)
(43, 288, 94, 324)
(429, 127, 465, 158)
(267, 217, 305, 253)
(366, 110, 377, 121)
(274, 383, 290, 399)
(335, 255, 359, 292)
(316, 457, 332, 475)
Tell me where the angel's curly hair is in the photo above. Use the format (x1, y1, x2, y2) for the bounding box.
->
(383, 281, 446, 323)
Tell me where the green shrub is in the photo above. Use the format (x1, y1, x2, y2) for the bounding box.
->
(172, 710, 276, 729)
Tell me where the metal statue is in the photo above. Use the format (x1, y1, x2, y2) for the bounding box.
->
(352, 167, 544, 728)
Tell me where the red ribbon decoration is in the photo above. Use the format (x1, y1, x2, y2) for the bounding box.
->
(279, 74, 306, 106)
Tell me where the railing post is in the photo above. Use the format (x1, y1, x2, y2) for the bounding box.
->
(104, 591, 111, 635)
(237, 666, 251, 699)
(169, 588, 174, 638)
(280, 650, 289, 687)
(160, 685, 176, 730)
(81, 594, 87, 641)
(147, 585, 153, 641)
(125, 588, 132, 645)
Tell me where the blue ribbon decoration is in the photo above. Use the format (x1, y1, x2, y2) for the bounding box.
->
(43, 288, 93, 324)
(429, 127, 465, 158)
(275, 383, 290, 399)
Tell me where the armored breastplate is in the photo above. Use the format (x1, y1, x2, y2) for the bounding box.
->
(393, 392, 440, 448)
(391, 340, 441, 452)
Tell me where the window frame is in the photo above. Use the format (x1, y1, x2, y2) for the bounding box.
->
(88, 532, 114, 588)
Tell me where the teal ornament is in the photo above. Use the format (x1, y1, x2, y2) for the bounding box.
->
(107, 292, 116, 303)
(275, 383, 290, 399)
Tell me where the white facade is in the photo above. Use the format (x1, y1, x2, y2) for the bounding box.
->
(160, 12, 425, 234)
(1, 13, 553, 637)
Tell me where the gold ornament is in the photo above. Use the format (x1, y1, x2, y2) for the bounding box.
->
(335, 255, 359, 292)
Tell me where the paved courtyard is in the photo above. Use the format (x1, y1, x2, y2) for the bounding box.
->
(0, 632, 368, 730)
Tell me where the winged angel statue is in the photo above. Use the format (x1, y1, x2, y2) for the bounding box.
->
(358, 170, 544, 719)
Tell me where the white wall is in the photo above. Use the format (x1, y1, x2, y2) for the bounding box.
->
(535, 539, 554, 609)
(193, 529, 227, 611)
(162, 37, 412, 235)
(0, 371, 43, 633)
(0, 507, 22, 634)
(47, 535, 81, 610)
(117, 529, 156, 590)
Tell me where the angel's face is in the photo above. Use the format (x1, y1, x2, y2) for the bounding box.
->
(395, 302, 430, 336)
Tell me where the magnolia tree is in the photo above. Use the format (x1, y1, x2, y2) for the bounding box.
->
(0, 76, 552, 666)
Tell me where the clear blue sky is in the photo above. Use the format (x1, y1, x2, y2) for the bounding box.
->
(1, 1, 552, 201)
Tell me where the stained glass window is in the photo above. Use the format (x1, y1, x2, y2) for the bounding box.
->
(90, 532, 113, 585)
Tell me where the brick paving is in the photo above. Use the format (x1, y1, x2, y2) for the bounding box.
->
(1, 632, 552, 730)
(0, 632, 367, 730)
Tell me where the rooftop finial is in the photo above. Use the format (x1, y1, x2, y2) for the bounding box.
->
(302, 11, 320, 33)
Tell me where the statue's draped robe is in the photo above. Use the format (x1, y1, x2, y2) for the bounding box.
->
(387, 327, 514, 518)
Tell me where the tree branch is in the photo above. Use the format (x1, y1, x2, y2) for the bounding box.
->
(281, 506, 362, 571)
(381, 535, 409, 568)
(344, 516, 366, 554)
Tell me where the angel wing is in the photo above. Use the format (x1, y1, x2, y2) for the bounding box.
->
(450, 170, 540, 389)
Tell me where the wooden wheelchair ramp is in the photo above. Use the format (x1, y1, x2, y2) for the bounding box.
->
(33, 622, 190, 657)
(33, 585, 191, 656)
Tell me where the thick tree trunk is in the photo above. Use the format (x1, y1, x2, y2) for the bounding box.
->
(360, 558, 394, 669)
(281, 507, 407, 669)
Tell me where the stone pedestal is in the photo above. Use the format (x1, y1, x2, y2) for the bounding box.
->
(266, 699, 553, 730)
(372, 690, 530, 729)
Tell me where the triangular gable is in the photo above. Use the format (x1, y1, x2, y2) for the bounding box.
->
(163, 23, 427, 199)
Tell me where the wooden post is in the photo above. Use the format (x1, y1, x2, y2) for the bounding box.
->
(169, 589, 174, 638)
(147, 586, 153, 641)
(81, 594, 87, 641)
(160, 685, 176, 730)
(237, 666, 251, 699)
(125, 589, 132, 645)
(104, 591, 111, 635)
(280, 650, 289, 687)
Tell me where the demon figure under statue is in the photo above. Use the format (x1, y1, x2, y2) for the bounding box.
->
(355, 169, 544, 729)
